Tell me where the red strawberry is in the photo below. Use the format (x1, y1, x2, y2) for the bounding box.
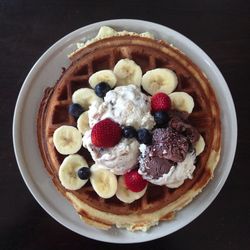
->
(124, 170, 148, 192)
(91, 118, 122, 148)
(151, 92, 171, 112)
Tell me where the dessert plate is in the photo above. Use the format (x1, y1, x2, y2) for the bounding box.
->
(13, 19, 237, 243)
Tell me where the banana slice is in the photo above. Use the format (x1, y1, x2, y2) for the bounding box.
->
(72, 88, 102, 110)
(53, 125, 82, 155)
(194, 134, 205, 156)
(140, 32, 155, 39)
(142, 68, 178, 95)
(89, 70, 117, 89)
(90, 164, 117, 199)
(169, 92, 194, 113)
(96, 26, 118, 39)
(116, 176, 147, 204)
(77, 111, 90, 135)
(59, 154, 89, 190)
(113, 59, 142, 86)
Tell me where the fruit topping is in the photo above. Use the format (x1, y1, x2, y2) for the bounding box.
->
(153, 111, 169, 127)
(151, 92, 171, 112)
(169, 92, 194, 113)
(194, 134, 205, 156)
(89, 70, 117, 89)
(116, 175, 147, 203)
(114, 58, 142, 87)
(137, 128, 152, 145)
(94, 82, 112, 98)
(78, 167, 91, 180)
(142, 68, 178, 95)
(122, 126, 137, 138)
(77, 111, 90, 135)
(113, 59, 142, 87)
(91, 118, 122, 148)
(90, 164, 118, 199)
(124, 169, 148, 192)
(72, 88, 102, 110)
(68, 103, 84, 118)
(53, 125, 82, 155)
(58, 154, 89, 190)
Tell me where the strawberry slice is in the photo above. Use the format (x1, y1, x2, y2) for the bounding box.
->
(151, 92, 171, 112)
(124, 169, 148, 192)
(91, 118, 122, 148)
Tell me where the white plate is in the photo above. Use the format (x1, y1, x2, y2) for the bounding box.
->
(13, 19, 237, 243)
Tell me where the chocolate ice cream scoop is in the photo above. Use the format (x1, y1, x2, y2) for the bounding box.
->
(150, 128, 189, 162)
(139, 149, 174, 179)
(138, 115, 200, 182)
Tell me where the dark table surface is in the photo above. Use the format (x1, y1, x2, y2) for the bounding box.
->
(1, 0, 250, 249)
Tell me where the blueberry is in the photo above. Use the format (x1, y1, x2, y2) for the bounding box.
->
(154, 111, 169, 127)
(77, 167, 91, 180)
(68, 103, 84, 118)
(94, 82, 111, 98)
(122, 126, 137, 138)
(137, 128, 152, 145)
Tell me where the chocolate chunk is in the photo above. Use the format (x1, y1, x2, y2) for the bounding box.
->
(151, 128, 189, 162)
(168, 110, 189, 120)
(169, 117, 199, 144)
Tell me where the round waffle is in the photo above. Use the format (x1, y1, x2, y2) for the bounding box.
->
(37, 35, 221, 231)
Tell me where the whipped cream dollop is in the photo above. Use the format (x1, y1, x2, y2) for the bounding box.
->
(88, 85, 155, 130)
(83, 130, 139, 175)
(139, 152, 196, 188)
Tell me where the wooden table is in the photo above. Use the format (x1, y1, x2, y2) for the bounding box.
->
(1, 0, 249, 249)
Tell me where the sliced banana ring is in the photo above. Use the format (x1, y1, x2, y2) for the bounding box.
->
(142, 68, 178, 95)
(90, 164, 117, 199)
(113, 59, 142, 87)
(72, 88, 102, 110)
(169, 91, 194, 113)
(89, 70, 117, 89)
(53, 125, 82, 155)
(96, 26, 118, 39)
(58, 154, 89, 190)
(77, 111, 90, 135)
(194, 134, 205, 156)
(116, 176, 147, 204)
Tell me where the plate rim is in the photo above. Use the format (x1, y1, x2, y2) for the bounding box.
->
(12, 19, 237, 243)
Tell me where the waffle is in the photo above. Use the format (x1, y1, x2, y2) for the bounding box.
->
(37, 35, 221, 231)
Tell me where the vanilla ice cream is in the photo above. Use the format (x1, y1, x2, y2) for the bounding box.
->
(83, 130, 139, 175)
(83, 85, 155, 175)
(88, 85, 155, 129)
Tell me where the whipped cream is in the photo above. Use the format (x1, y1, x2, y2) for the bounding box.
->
(88, 85, 155, 129)
(83, 130, 139, 175)
(139, 152, 196, 188)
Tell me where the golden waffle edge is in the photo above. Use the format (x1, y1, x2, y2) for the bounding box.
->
(37, 35, 221, 231)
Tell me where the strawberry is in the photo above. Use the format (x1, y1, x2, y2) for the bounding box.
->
(124, 169, 147, 192)
(151, 92, 171, 112)
(91, 118, 122, 148)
